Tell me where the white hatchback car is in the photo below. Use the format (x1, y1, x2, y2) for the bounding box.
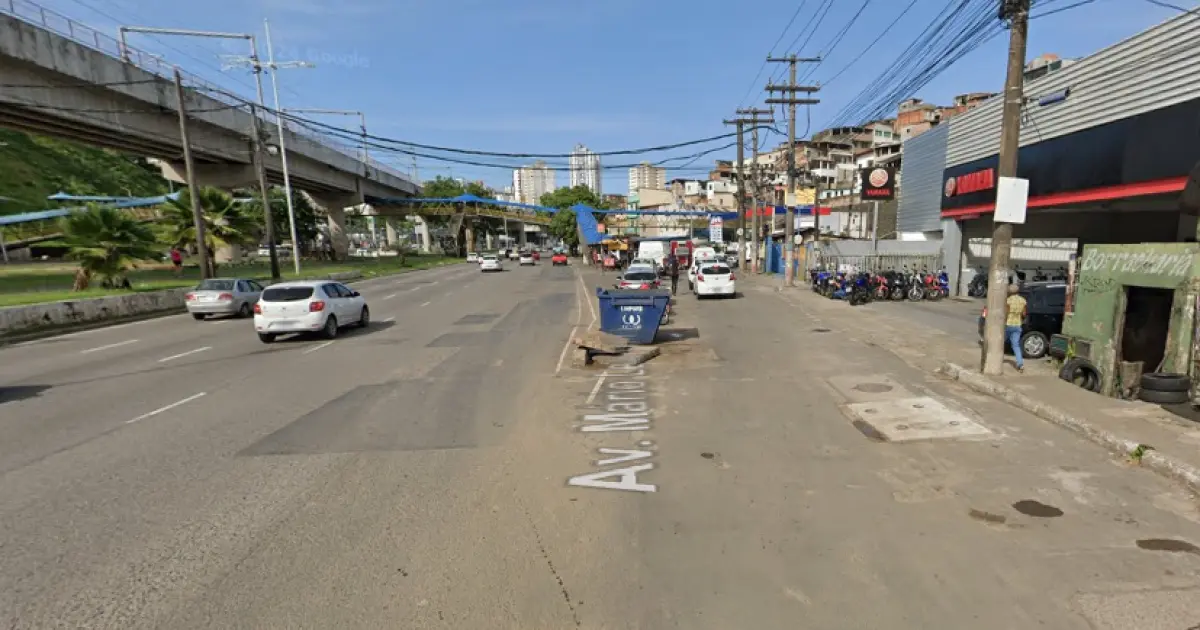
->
(466, 252, 479, 263)
(479, 254, 503, 272)
(518, 252, 535, 266)
(694, 262, 736, 298)
(253, 280, 369, 343)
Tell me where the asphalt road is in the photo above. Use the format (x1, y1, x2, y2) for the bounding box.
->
(3, 261, 1200, 628)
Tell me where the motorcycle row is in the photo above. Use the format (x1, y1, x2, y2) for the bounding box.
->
(809, 266, 950, 306)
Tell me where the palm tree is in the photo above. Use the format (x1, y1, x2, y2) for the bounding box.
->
(159, 187, 258, 275)
(45, 204, 160, 291)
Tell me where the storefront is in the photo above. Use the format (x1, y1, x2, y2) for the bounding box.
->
(896, 10, 1200, 294)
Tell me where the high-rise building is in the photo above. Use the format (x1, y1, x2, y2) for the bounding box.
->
(628, 161, 666, 194)
(569, 144, 602, 196)
(513, 160, 557, 206)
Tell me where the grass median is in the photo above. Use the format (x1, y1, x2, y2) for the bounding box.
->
(0, 255, 460, 308)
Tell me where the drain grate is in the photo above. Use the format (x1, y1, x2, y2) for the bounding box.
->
(844, 396, 991, 443)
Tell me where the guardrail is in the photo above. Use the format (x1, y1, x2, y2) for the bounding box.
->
(1, 0, 417, 188)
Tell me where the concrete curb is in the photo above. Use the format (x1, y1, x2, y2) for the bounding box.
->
(939, 362, 1200, 494)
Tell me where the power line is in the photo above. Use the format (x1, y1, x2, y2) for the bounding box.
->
(817, 0, 920, 88)
(1142, 0, 1191, 11)
(770, 0, 836, 84)
(797, 0, 875, 84)
(274, 108, 756, 159)
(735, 0, 813, 109)
(1030, 0, 1097, 19)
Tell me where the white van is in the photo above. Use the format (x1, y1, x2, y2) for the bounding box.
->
(636, 241, 667, 268)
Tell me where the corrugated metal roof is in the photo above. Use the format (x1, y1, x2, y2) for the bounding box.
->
(0, 193, 178, 226)
(946, 10, 1200, 167)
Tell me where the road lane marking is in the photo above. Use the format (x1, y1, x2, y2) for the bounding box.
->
(126, 392, 207, 424)
(157, 346, 212, 363)
(383, 316, 396, 322)
(383, 293, 397, 300)
(80, 339, 139, 354)
(585, 376, 606, 405)
(555, 267, 587, 375)
(576, 272, 597, 328)
(303, 340, 335, 354)
(420, 301, 431, 307)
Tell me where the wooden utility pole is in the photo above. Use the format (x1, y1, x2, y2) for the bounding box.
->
(981, 0, 1031, 375)
(726, 108, 774, 274)
(766, 55, 820, 285)
(249, 103, 281, 281)
(173, 68, 211, 280)
(750, 120, 764, 274)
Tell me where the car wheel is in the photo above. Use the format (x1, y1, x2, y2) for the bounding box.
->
(358, 306, 370, 328)
(258, 333, 276, 344)
(238, 302, 252, 318)
(192, 313, 206, 321)
(321, 315, 339, 339)
(1020, 331, 1049, 359)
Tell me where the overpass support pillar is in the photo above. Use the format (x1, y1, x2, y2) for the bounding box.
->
(485, 232, 494, 250)
(464, 221, 476, 254)
(412, 216, 432, 253)
(309, 192, 362, 261)
(517, 222, 527, 249)
(384, 218, 399, 249)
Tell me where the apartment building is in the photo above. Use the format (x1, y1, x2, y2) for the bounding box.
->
(512, 160, 557, 206)
(628, 161, 667, 194)
(569, 144, 602, 196)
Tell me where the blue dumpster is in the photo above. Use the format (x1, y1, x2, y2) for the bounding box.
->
(595, 287, 671, 345)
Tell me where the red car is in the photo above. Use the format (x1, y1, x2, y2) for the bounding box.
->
(531, 251, 541, 261)
(551, 252, 569, 266)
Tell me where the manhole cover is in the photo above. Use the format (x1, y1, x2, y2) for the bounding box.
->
(844, 397, 992, 443)
(853, 383, 894, 393)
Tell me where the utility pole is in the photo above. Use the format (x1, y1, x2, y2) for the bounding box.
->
(249, 103, 280, 281)
(173, 68, 211, 280)
(766, 55, 820, 285)
(982, 0, 1031, 375)
(727, 108, 773, 274)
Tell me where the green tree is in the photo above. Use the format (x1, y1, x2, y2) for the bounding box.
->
(159, 187, 258, 275)
(240, 186, 320, 249)
(420, 176, 465, 199)
(539, 184, 608, 211)
(464, 181, 494, 198)
(548, 208, 580, 248)
(44, 204, 160, 291)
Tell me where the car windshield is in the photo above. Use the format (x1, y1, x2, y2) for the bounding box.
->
(624, 272, 657, 282)
(196, 279, 236, 291)
(261, 286, 314, 301)
(482, 255, 497, 260)
(702, 265, 731, 275)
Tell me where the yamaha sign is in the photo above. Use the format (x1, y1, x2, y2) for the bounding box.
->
(944, 167, 996, 198)
(860, 167, 896, 201)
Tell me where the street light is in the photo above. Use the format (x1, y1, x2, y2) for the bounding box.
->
(118, 25, 283, 279)
(221, 20, 314, 276)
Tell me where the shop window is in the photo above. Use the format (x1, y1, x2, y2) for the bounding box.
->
(1119, 286, 1174, 373)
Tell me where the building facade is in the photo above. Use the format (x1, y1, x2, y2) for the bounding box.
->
(628, 161, 667, 194)
(569, 144, 602, 196)
(513, 160, 557, 206)
(894, 10, 1200, 294)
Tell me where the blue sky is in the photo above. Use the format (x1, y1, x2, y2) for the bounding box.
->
(32, 0, 1196, 194)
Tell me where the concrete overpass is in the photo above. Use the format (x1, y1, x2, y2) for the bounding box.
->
(0, 4, 420, 257)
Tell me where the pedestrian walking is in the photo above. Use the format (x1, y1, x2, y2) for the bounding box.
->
(169, 247, 183, 277)
(1005, 284, 1028, 372)
(667, 254, 680, 295)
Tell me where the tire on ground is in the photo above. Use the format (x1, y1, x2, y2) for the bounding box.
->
(1137, 387, 1190, 405)
(1139, 372, 1191, 392)
(1059, 357, 1102, 393)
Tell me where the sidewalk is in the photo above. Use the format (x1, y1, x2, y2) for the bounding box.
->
(746, 273, 1200, 493)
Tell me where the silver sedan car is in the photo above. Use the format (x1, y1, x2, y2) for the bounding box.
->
(185, 278, 265, 320)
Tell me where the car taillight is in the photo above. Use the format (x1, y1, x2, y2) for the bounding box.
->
(697, 275, 705, 282)
(217, 293, 233, 301)
(639, 284, 649, 289)
(185, 293, 195, 301)
(310, 301, 326, 312)
(729, 273, 736, 281)
(253, 303, 262, 314)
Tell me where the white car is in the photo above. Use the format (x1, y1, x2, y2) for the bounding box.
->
(253, 280, 369, 343)
(687, 256, 720, 290)
(480, 254, 503, 272)
(518, 252, 535, 266)
(694, 262, 736, 298)
(508, 250, 521, 261)
(466, 252, 479, 263)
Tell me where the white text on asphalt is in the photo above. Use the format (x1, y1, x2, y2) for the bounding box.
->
(569, 365, 657, 493)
